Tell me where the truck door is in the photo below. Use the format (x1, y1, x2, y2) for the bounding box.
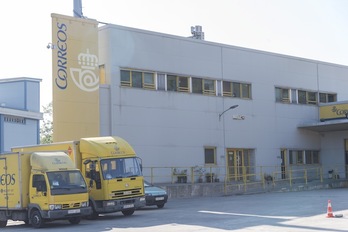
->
(0, 158, 8, 208)
(30, 174, 48, 207)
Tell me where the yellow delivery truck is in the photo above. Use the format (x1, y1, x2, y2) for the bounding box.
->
(0, 151, 91, 228)
(12, 136, 145, 219)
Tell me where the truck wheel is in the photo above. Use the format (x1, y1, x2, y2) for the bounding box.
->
(30, 210, 45, 228)
(0, 220, 7, 227)
(68, 217, 81, 225)
(122, 209, 135, 216)
(157, 203, 165, 209)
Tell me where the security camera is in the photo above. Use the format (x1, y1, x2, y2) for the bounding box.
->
(47, 44, 51, 49)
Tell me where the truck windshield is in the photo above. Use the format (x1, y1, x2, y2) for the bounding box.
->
(47, 170, 87, 195)
(101, 157, 142, 180)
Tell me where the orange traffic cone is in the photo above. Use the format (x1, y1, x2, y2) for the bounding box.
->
(326, 200, 334, 218)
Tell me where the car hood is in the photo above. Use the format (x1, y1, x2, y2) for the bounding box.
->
(145, 186, 167, 196)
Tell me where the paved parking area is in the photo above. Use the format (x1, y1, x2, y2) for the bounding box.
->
(5, 188, 348, 231)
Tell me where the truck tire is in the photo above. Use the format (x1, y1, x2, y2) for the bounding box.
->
(157, 203, 165, 209)
(68, 217, 81, 225)
(30, 210, 45, 228)
(0, 220, 7, 227)
(121, 209, 135, 216)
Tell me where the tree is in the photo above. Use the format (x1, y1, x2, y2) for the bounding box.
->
(40, 102, 53, 144)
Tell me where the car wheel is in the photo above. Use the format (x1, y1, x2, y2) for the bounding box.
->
(0, 220, 7, 227)
(157, 203, 165, 209)
(68, 217, 81, 225)
(30, 210, 45, 228)
(122, 209, 135, 216)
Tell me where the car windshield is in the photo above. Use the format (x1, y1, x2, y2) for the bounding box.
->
(101, 157, 142, 180)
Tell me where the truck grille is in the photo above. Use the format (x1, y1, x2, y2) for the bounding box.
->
(111, 188, 142, 198)
(62, 202, 81, 209)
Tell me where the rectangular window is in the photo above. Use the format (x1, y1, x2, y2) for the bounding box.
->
(192, 77, 203, 94)
(131, 71, 142, 88)
(120, 69, 155, 89)
(305, 150, 320, 164)
(223, 81, 232, 96)
(320, 93, 337, 103)
(298, 90, 307, 104)
(167, 75, 189, 92)
(307, 91, 317, 105)
(241, 83, 251, 99)
(275, 87, 290, 103)
(203, 79, 216, 95)
(143, 72, 155, 89)
(289, 150, 304, 164)
(99, 65, 106, 84)
(327, 94, 336, 102)
(4, 116, 25, 124)
(178, 76, 189, 92)
(232, 82, 241, 98)
(121, 70, 131, 87)
(167, 75, 177, 91)
(157, 73, 165, 91)
(204, 147, 216, 165)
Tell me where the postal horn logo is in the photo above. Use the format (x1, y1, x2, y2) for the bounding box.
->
(70, 49, 99, 92)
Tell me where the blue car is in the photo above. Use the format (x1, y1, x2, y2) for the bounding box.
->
(144, 181, 168, 208)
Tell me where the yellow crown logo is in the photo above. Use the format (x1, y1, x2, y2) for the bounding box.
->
(78, 49, 98, 70)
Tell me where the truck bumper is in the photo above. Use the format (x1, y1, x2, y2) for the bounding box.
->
(96, 196, 146, 213)
(42, 207, 92, 219)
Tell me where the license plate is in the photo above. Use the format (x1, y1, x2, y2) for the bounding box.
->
(68, 209, 80, 214)
(155, 197, 164, 201)
(123, 204, 134, 209)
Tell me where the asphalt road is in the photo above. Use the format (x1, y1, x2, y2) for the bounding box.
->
(5, 188, 348, 231)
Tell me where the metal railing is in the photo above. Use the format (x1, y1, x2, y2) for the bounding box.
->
(143, 164, 346, 193)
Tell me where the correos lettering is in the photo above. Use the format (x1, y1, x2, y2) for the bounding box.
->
(55, 22, 68, 90)
(0, 174, 16, 185)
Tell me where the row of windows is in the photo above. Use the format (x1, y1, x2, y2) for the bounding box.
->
(120, 69, 337, 105)
(276, 87, 336, 105)
(204, 148, 320, 166)
(121, 69, 252, 99)
(4, 115, 25, 124)
(289, 150, 320, 165)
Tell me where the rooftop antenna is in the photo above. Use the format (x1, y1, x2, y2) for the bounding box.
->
(189, 25, 205, 40)
(73, 0, 84, 18)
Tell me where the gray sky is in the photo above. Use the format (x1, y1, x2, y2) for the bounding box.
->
(1, 0, 348, 107)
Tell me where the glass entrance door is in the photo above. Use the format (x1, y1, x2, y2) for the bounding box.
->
(227, 149, 249, 181)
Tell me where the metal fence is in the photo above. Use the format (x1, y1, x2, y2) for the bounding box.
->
(143, 164, 346, 189)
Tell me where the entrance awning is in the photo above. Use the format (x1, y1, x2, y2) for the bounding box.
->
(298, 119, 348, 132)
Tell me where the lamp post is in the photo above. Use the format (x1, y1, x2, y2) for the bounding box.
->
(219, 104, 239, 186)
(219, 105, 238, 121)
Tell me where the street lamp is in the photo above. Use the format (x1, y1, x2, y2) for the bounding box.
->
(219, 105, 239, 121)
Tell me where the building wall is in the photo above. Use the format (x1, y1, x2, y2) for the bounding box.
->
(98, 24, 348, 176)
(0, 78, 42, 153)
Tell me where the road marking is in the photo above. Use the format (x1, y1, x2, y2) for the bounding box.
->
(199, 210, 298, 220)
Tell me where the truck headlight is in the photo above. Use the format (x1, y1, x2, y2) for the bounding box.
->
(81, 201, 89, 207)
(49, 204, 62, 210)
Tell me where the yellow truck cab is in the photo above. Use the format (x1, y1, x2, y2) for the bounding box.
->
(12, 136, 145, 219)
(0, 151, 91, 228)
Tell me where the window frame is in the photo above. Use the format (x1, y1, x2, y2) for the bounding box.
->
(120, 69, 155, 90)
(204, 147, 216, 165)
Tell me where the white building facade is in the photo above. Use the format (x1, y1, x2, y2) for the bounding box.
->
(0, 77, 42, 153)
(97, 24, 348, 181)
